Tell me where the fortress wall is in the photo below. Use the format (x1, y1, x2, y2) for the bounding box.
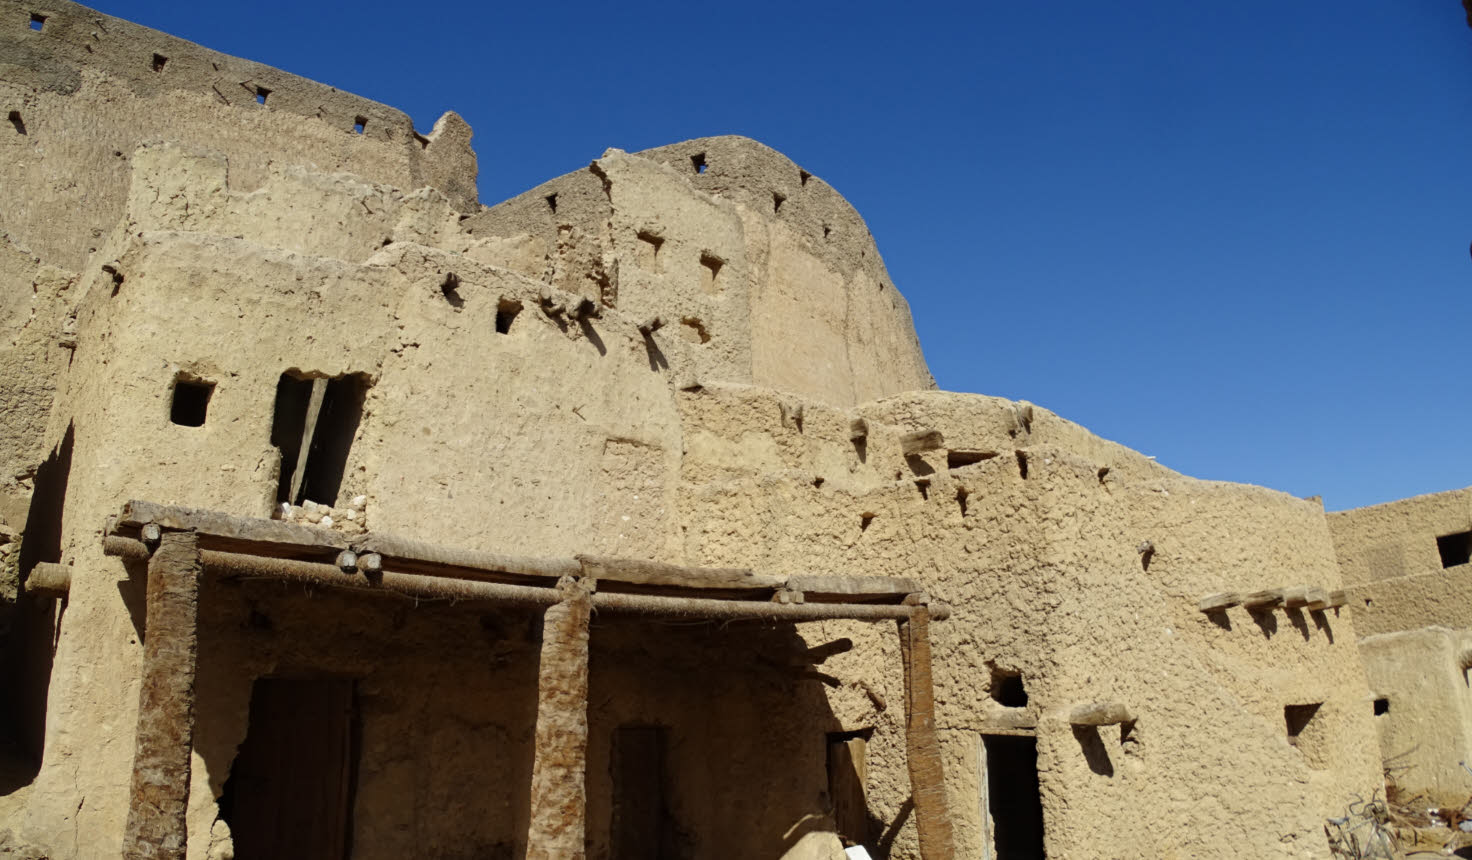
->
(673, 383, 1380, 859)
(0, 0, 477, 278)
(465, 137, 935, 408)
(1328, 487, 1472, 636)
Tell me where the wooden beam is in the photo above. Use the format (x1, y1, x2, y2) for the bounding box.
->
(1242, 589, 1285, 610)
(787, 574, 920, 597)
(24, 561, 71, 598)
(898, 606, 955, 859)
(123, 530, 201, 860)
(1197, 592, 1241, 613)
(116, 500, 349, 550)
(1069, 702, 1134, 726)
(526, 578, 593, 860)
(900, 429, 945, 456)
(577, 555, 784, 591)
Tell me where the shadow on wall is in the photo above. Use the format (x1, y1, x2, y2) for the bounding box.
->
(2, 424, 75, 782)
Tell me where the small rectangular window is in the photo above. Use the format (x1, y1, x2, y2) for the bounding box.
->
(170, 376, 215, 427)
(1285, 703, 1329, 769)
(353, 116, 366, 134)
(151, 53, 168, 72)
(255, 86, 270, 105)
(29, 13, 45, 31)
(1437, 531, 1471, 568)
(1373, 698, 1389, 716)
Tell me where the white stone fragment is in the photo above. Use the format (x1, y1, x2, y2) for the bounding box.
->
(344, 509, 356, 521)
(351, 495, 367, 509)
(303, 508, 323, 523)
(320, 515, 334, 528)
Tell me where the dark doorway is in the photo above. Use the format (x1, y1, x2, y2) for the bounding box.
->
(983, 734, 1046, 859)
(271, 373, 368, 506)
(612, 725, 676, 860)
(220, 678, 358, 860)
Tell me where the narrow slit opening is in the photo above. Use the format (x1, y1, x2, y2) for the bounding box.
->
(799, 169, 812, 186)
(8, 111, 25, 134)
(947, 450, 997, 470)
(353, 116, 366, 134)
(440, 273, 464, 309)
(255, 86, 270, 105)
(151, 53, 168, 72)
(545, 193, 558, 213)
(691, 152, 707, 174)
(773, 191, 786, 213)
(1015, 450, 1029, 479)
(495, 299, 522, 334)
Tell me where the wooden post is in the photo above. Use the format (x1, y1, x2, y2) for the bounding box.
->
(123, 529, 201, 860)
(526, 576, 593, 860)
(898, 605, 955, 859)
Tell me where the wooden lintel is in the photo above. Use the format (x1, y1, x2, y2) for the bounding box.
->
(116, 500, 349, 551)
(122, 530, 201, 860)
(1328, 590, 1348, 608)
(1197, 592, 1240, 613)
(787, 574, 920, 597)
(577, 555, 784, 591)
(1069, 702, 1133, 726)
(849, 418, 869, 441)
(900, 429, 945, 456)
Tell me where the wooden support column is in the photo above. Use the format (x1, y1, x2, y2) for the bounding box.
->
(898, 604, 955, 859)
(123, 529, 201, 860)
(526, 576, 593, 860)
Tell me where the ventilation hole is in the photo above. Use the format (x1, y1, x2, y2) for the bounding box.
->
(255, 86, 270, 105)
(1097, 466, 1111, 483)
(29, 12, 44, 30)
(8, 111, 25, 134)
(440, 273, 464, 309)
(103, 265, 123, 296)
(773, 191, 786, 213)
(700, 253, 723, 294)
(822, 225, 832, 240)
(545, 193, 558, 213)
(799, 169, 811, 186)
(1015, 450, 1029, 479)
(813, 477, 825, 489)
(947, 450, 996, 470)
(1284, 703, 1321, 747)
(170, 376, 215, 427)
(860, 513, 875, 532)
(380, 237, 392, 247)
(679, 317, 710, 345)
(495, 298, 522, 334)
(691, 152, 707, 174)
(990, 667, 1028, 707)
(1437, 531, 1471, 568)
(1364, 598, 1373, 608)
(151, 53, 168, 72)
(1373, 698, 1389, 716)
(353, 116, 366, 134)
(956, 487, 970, 516)
(915, 479, 929, 501)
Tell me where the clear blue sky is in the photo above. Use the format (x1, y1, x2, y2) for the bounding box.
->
(98, 1, 1472, 511)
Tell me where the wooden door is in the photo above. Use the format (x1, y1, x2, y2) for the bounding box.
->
(225, 678, 357, 860)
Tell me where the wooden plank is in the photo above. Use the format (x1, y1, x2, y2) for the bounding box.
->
(828, 736, 870, 845)
(1328, 590, 1348, 608)
(898, 607, 955, 859)
(117, 500, 348, 550)
(900, 429, 945, 455)
(227, 679, 356, 860)
(1069, 702, 1134, 726)
(1286, 586, 1329, 610)
(1242, 589, 1285, 610)
(527, 580, 593, 860)
(787, 574, 920, 597)
(577, 555, 784, 591)
(123, 530, 201, 860)
(1198, 592, 1241, 613)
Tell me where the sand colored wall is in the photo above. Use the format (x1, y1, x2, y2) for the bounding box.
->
(0, 7, 1396, 858)
(1328, 487, 1472, 638)
(1359, 627, 1472, 806)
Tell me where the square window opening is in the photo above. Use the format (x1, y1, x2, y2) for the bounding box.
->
(271, 372, 369, 507)
(1437, 531, 1471, 568)
(990, 666, 1029, 708)
(690, 152, 707, 174)
(29, 13, 45, 30)
(1373, 698, 1389, 716)
(170, 376, 215, 427)
(353, 116, 366, 134)
(151, 53, 168, 72)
